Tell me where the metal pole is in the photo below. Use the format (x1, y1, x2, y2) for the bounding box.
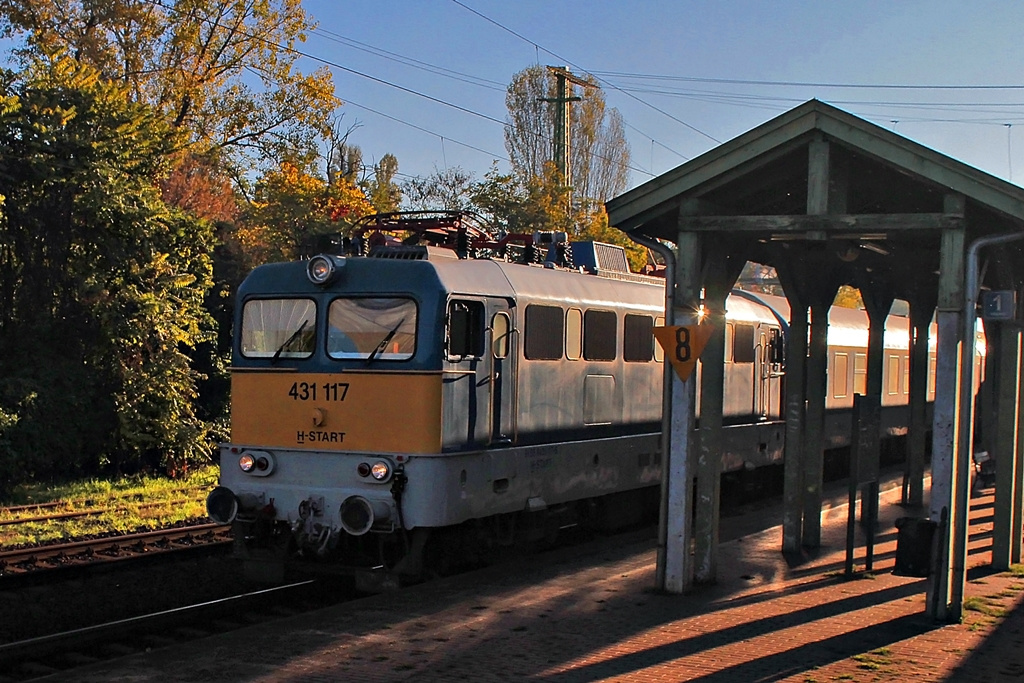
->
(951, 231, 1024, 619)
(624, 229, 677, 590)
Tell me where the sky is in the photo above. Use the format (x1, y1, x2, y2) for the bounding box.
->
(297, 0, 1024, 197)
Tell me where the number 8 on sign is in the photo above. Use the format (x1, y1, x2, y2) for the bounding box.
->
(674, 326, 691, 362)
(653, 324, 715, 382)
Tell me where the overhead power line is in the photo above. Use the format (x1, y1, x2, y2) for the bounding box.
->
(587, 71, 1024, 91)
(449, 0, 721, 146)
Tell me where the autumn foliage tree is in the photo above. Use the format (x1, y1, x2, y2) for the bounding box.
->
(240, 160, 374, 264)
(0, 0, 339, 173)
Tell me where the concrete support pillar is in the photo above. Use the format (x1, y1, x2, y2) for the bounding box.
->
(694, 254, 744, 583)
(926, 207, 965, 622)
(803, 289, 838, 548)
(659, 230, 702, 593)
(1014, 336, 1024, 565)
(694, 294, 725, 583)
(992, 323, 1021, 570)
(859, 288, 894, 526)
(781, 302, 808, 554)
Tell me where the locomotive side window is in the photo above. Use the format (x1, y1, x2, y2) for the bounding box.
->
(327, 297, 417, 360)
(241, 298, 316, 359)
(566, 308, 583, 360)
(733, 324, 756, 364)
(492, 312, 511, 359)
(583, 310, 617, 361)
(524, 305, 564, 360)
(447, 300, 484, 358)
(623, 314, 654, 362)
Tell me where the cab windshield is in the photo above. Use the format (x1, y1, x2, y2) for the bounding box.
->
(328, 297, 417, 361)
(240, 299, 316, 359)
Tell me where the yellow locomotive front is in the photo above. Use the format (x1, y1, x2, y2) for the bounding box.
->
(206, 249, 460, 582)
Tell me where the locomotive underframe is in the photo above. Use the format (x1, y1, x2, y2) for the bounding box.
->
(219, 402, 918, 588)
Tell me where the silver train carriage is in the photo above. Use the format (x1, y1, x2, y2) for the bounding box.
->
(205, 213, 933, 585)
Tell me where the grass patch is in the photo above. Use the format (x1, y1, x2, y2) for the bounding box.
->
(963, 596, 1008, 618)
(1009, 564, 1024, 577)
(851, 647, 894, 672)
(0, 467, 219, 547)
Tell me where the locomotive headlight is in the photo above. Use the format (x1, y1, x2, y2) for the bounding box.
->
(307, 254, 345, 286)
(236, 450, 275, 477)
(370, 461, 391, 481)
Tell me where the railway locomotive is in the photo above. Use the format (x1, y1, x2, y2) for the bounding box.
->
(206, 211, 928, 588)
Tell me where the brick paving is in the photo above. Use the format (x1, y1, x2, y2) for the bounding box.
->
(58, 477, 1024, 683)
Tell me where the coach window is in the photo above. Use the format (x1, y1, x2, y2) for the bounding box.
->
(833, 353, 849, 398)
(733, 323, 755, 364)
(583, 310, 617, 361)
(524, 304, 564, 360)
(241, 298, 316, 359)
(566, 308, 583, 360)
(854, 353, 867, 395)
(654, 316, 665, 362)
(491, 312, 511, 359)
(887, 355, 901, 395)
(447, 300, 485, 358)
(327, 297, 417, 360)
(624, 314, 654, 362)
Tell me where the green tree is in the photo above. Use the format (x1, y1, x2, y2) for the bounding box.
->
(364, 153, 402, 213)
(504, 65, 631, 203)
(401, 166, 476, 211)
(469, 163, 646, 271)
(0, 58, 216, 486)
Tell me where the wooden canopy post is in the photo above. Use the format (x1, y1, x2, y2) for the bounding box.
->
(905, 290, 937, 507)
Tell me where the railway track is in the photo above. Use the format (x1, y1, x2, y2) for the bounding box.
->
(0, 522, 232, 581)
(0, 579, 335, 681)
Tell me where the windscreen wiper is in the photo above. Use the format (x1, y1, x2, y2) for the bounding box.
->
(366, 318, 405, 363)
(271, 320, 309, 365)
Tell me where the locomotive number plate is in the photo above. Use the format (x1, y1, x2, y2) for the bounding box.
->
(288, 381, 349, 401)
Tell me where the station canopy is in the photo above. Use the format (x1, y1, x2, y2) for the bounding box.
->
(606, 99, 1024, 300)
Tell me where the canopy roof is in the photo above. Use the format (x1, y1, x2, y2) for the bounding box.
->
(607, 100, 1024, 300)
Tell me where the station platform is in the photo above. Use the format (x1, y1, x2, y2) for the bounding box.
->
(60, 472, 1024, 682)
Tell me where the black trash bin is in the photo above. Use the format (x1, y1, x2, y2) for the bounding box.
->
(893, 516, 937, 577)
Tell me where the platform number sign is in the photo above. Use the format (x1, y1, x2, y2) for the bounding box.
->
(982, 290, 1017, 321)
(652, 324, 715, 381)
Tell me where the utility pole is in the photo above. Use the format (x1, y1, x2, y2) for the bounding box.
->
(540, 66, 593, 200)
